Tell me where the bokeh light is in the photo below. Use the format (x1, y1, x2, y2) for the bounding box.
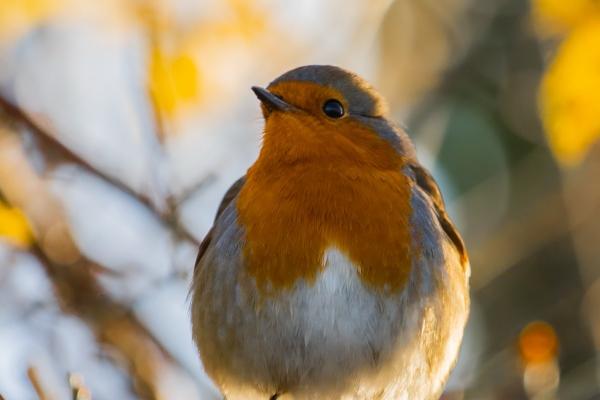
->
(519, 321, 559, 365)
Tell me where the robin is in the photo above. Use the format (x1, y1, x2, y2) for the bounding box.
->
(191, 65, 470, 400)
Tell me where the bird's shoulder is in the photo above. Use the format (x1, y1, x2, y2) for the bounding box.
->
(406, 162, 468, 266)
(194, 176, 246, 272)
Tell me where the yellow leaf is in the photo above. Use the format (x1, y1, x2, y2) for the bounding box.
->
(172, 54, 199, 100)
(539, 18, 600, 166)
(532, 0, 600, 36)
(0, 203, 33, 248)
(149, 47, 200, 117)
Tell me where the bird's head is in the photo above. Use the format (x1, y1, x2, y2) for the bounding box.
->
(251, 65, 414, 168)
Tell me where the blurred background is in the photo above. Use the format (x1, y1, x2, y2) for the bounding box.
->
(0, 0, 599, 399)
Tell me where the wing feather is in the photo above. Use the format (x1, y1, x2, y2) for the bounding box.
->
(194, 176, 246, 271)
(409, 164, 468, 265)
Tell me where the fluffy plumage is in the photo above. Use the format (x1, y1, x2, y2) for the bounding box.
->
(191, 65, 470, 400)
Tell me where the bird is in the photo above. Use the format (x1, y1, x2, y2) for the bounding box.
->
(190, 65, 470, 400)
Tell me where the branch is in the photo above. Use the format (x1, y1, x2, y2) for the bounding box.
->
(30, 244, 173, 399)
(173, 173, 216, 208)
(27, 366, 52, 400)
(69, 372, 92, 400)
(0, 126, 202, 400)
(0, 96, 155, 210)
(0, 94, 200, 247)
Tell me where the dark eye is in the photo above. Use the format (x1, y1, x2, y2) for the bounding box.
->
(322, 99, 345, 118)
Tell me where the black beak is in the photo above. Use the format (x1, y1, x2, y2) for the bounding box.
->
(251, 86, 290, 112)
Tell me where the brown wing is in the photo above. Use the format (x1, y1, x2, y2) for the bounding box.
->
(409, 164, 468, 265)
(194, 176, 246, 271)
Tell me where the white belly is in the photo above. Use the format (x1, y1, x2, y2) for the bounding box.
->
(196, 246, 469, 400)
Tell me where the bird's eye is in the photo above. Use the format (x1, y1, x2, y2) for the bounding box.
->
(322, 99, 345, 119)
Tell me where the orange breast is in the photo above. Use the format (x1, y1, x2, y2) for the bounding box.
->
(236, 105, 414, 295)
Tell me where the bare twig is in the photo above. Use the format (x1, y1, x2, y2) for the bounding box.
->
(0, 96, 155, 211)
(0, 94, 201, 247)
(26, 235, 193, 399)
(69, 373, 92, 400)
(0, 127, 201, 400)
(173, 173, 216, 208)
(27, 366, 52, 400)
(138, 4, 193, 214)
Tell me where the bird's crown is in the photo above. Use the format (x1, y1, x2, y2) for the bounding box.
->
(265, 65, 389, 118)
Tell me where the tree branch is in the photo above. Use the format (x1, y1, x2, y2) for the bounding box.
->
(27, 366, 52, 400)
(0, 94, 200, 247)
(0, 125, 202, 400)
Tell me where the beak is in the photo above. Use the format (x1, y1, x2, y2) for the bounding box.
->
(251, 86, 290, 112)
